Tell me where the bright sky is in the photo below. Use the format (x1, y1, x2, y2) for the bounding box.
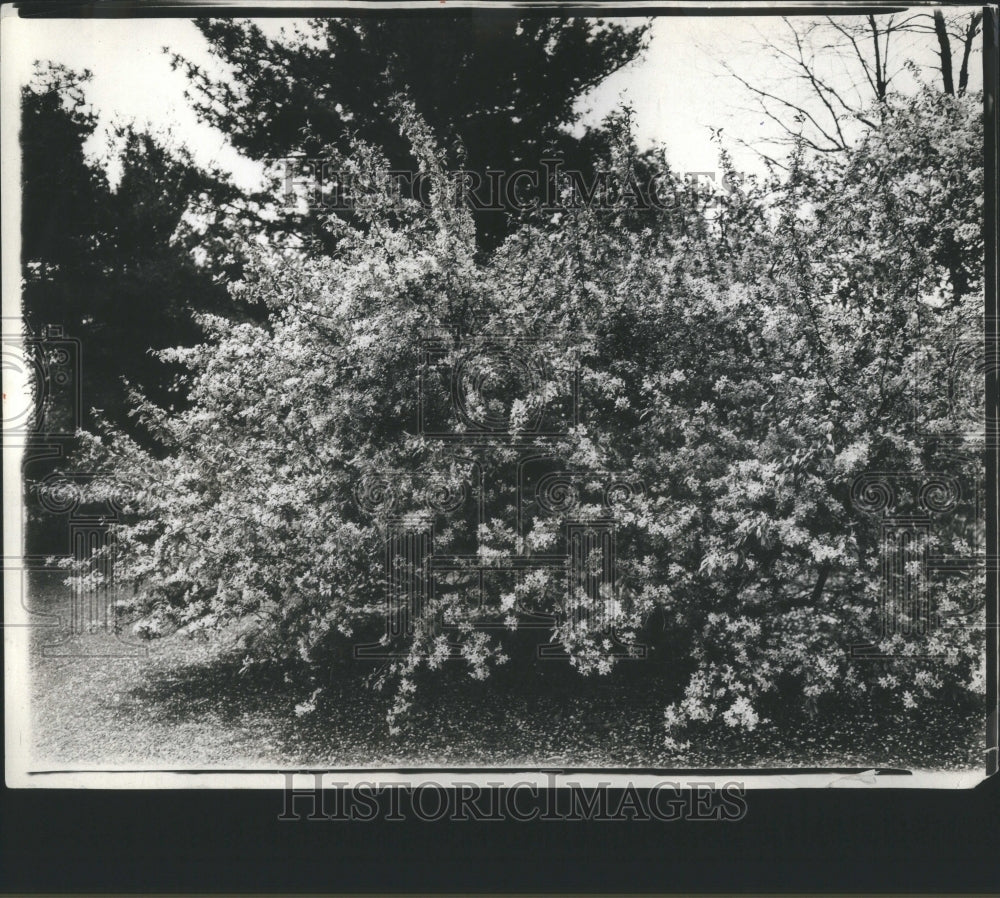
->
(2, 7, 984, 191)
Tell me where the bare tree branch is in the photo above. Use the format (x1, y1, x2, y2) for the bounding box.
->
(728, 12, 982, 163)
(723, 62, 847, 154)
(826, 17, 878, 99)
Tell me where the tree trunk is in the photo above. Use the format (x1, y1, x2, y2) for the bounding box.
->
(868, 16, 888, 101)
(934, 11, 956, 96)
(958, 12, 983, 96)
(810, 563, 831, 605)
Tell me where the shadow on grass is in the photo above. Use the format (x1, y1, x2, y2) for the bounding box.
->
(116, 636, 986, 769)
(121, 642, 677, 765)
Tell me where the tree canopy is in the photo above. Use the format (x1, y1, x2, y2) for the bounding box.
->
(176, 15, 649, 250)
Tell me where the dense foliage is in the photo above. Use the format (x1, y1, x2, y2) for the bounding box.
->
(69, 84, 984, 746)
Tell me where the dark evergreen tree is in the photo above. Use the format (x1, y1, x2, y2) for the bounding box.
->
(21, 64, 239, 438)
(176, 15, 649, 249)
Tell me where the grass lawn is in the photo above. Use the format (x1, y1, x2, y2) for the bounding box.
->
(26, 572, 985, 770)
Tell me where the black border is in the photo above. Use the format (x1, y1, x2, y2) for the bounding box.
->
(11, 2, 915, 19)
(1, 781, 999, 892)
(3, 1, 1000, 893)
(984, 1, 1000, 782)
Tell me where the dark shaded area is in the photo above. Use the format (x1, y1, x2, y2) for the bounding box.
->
(128, 647, 984, 769)
(19, 65, 244, 553)
(21, 66, 239, 435)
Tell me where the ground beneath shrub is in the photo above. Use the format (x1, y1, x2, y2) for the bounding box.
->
(25, 573, 985, 771)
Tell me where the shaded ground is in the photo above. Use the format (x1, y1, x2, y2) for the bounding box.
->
(25, 573, 985, 770)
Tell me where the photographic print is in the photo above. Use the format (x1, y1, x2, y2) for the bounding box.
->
(2, 1, 996, 790)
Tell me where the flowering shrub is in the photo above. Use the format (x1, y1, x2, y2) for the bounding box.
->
(69, 91, 985, 743)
